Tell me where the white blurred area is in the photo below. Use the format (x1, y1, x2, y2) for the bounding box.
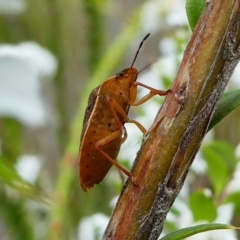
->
(0, 41, 59, 183)
(16, 154, 42, 184)
(78, 214, 109, 240)
(0, 42, 57, 127)
(0, 0, 26, 14)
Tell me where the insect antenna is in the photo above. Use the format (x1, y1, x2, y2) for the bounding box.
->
(130, 33, 150, 68)
(138, 58, 158, 75)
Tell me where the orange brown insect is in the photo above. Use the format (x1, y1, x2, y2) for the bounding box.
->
(79, 34, 170, 191)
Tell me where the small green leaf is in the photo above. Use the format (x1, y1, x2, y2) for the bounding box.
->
(189, 190, 217, 222)
(208, 90, 240, 131)
(202, 144, 229, 194)
(208, 141, 237, 171)
(0, 158, 25, 183)
(185, 0, 206, 31)
(160, 223, 234, 240)
(226, 191, 240, 221)
(0, 156, 48, 202)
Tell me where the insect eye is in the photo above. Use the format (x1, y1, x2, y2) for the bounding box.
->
(116, 70, 124, 78)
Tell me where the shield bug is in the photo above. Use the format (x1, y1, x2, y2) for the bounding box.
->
(79, 34, 170, 191)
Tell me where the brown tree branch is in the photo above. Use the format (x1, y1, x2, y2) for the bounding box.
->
(103, 0, 240, 239)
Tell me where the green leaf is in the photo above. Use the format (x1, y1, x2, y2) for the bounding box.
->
(208, 141, 237, 171)
(160, 223, 235, 240)
(0, 156, 48, 202)
(185, 0, 206, 31)
(189, 190, 217, 222)
(0, 157, 27, 185)
(226, 191, 240, 222)
(202, 144, 229, 194)
(208, 90, 240, 131)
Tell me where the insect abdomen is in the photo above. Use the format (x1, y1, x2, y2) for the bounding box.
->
(79, 126, 121, 190)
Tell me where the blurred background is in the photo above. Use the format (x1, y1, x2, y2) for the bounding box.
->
(0, 0, 240, 239)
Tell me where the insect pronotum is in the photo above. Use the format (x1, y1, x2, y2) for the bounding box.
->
(79, 34, 170, 191)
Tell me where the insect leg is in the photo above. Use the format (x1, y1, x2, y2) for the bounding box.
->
(108, 96, 147, 134)
(126, 119, 146, 134)
(95, 130, 132, 177)
(107, 96, 126, 129)
(103, 97, 143, 184)
(129, 82, 171, 106)
(121, 126, 128, 143)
